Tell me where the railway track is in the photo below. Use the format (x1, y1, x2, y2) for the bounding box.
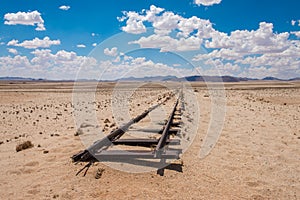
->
(72, 90, 184, 176)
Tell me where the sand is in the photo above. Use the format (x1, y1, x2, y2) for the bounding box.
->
(0, 81, 299, 199)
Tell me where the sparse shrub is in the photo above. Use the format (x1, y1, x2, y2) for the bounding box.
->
(16, 141, 33, 152)
(95, 168, 105, 179)
(110, 123, 116, 128)
(74, 128, 84, 136)
(43, 150, 49, 154)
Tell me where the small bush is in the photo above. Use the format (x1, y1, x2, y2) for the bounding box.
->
(95, 168, 105, 179)
(74, 128, 84, 136)
(104, 118, 110, 123)
(16, 141, 34, 152)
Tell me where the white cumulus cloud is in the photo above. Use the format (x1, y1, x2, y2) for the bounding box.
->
(120, 11, 146, 34)
(97, 56, 195, 80)
(205, 22, 290, 54)
(130, 34, 202, 52)
(120, 5, 218, 51)
(59, 5, 71, 10)
(0, 49, 98, 79)
(291, 31, 300, 38)
(77, 44, 86, 48)
(7, 37, 60, 49)
(7, 48, 18, 55)
(119, 5, 300, 79)
(194, 0, 222, 6)
(4, 10, 45, 31)
(104, 47, 118, 57)
(0, 55, 31, 72)
(7, 39, 18, 46)
(291, 20, 296, 26)
(204, 59, 241, 76)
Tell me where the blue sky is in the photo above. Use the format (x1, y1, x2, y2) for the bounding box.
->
(0, 0, 300, 80)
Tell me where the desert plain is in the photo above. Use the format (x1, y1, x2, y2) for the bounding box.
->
(0, 80, 299, 199)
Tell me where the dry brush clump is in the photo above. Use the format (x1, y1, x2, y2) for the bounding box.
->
(95, 168, 105, 179)
(16, 141, 34, 152)
(74, 128, 84, 136)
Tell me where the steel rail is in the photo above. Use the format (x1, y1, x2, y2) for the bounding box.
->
(154, 98, 179, 158)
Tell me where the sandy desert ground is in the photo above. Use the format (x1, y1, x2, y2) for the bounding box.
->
(0, 81, 299, 199)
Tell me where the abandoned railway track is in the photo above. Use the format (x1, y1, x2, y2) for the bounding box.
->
(72, 89, 185, 176)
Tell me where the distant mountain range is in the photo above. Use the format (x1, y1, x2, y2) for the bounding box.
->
(117, 75, 300, 82)
(117, 75, 177, 82)
(0, 76, 299, 82)
(262, 76, 300, 81)
(0, 77, 44, 81)
(0, 77, 73, 82)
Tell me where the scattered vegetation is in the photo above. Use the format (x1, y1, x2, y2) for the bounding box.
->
(16, 141, 34, 152)
(109, 123, 116, 128)
(74, 128, 84, 136)
(43, 150, 49, 154)
(95, 168, 105, 179)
